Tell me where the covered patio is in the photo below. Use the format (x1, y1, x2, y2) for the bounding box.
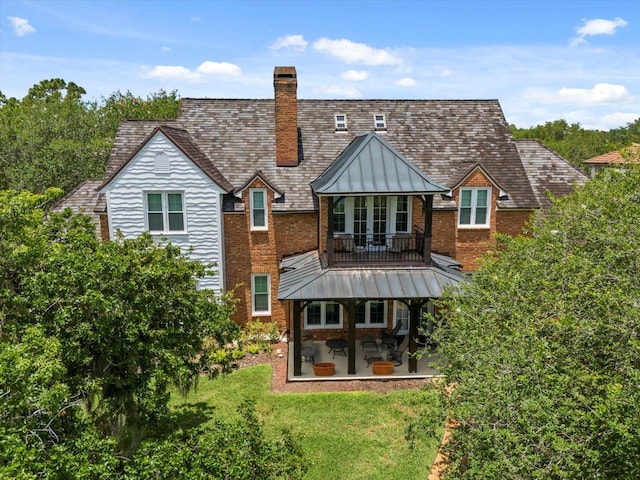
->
(286, 338, 441, 381)
(278, 250, 464, 380)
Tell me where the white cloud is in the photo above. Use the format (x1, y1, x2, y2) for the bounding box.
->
(571, 17, 628, 46)
(341, 69, 368, 81)
(142, 61, 241, 83)
(439, 68, 453, 78)
(270, 34, 308, 51)
(558, 83, 630, 105)
(313, 38, 402, 65)
(196, 61, 241, 76)
(143, 65, 202, 83)
(8, 16, 36, 36)
(396, 77, 416, 87)
(162, 46, 171, 52)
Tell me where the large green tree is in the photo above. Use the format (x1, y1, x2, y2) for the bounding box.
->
(432, 166, 640, 479)
(510, 118, 640, 170)
(0, 80, 179, 193)
(0, 189, 239, 473)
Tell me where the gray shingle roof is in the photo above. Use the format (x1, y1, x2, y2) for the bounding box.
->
(101, 124, 233, 192)
(104, 98, 560, 212)
(515, 140, 588, 209)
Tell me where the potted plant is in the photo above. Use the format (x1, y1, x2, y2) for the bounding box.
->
(313, 362, 335, 376)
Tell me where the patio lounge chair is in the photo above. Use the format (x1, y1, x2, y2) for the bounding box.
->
(387, 335, 410, 366)
(364, 343, 383, 366)
(381, 320, 402, 349)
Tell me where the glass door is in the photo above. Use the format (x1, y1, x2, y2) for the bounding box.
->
(353, 197, 367, 247)
(371, 196, 387, 245)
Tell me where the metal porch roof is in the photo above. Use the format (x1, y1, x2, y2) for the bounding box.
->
(278, 250, 464, 301)
(310, 132, 448, 195)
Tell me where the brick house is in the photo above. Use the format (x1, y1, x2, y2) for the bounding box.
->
(57, 66, 587, 376)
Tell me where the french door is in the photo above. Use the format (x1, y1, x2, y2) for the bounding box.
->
(353, 196, 388, 247)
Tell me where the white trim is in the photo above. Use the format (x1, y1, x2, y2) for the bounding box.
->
(334, 113, 348, 131)
(335, 195, 412, 238)
(250, 188, 268, 231)
(251, 273, 271, 316)
(355, 300, 387, 327)
(458, 187, 491, 228)
(304, 301, 343, 329)
(373, 113, 387, 130)
(393, 301, 410, 335)
(144, 190, 187, 234)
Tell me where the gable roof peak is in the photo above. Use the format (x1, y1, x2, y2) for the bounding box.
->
(310, 131, 448, 195)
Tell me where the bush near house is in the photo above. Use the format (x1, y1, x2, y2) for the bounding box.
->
(431, 166, 640, 479)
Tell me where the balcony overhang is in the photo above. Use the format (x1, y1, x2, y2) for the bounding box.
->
(278, 250, 464, 302)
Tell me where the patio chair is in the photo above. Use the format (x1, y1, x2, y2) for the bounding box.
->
(387, 335, 410, 366)
(335, 233, 355, 252)
(381, 320, 402, 349)
(363, 343, 383, 366)
(389, 233, 410, 253)
(301, 339, 315, 364)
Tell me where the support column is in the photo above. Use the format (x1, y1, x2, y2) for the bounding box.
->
(327, 196, 335, 265)
(293, 301, 302, 376)
(423, 195, 433, 264)
(347, 299, 356, 374)
(408, 300, 422, 373)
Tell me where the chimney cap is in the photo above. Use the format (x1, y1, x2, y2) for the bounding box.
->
(274, 66, 297, 79)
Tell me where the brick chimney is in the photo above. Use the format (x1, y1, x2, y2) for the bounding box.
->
(274, 66, 298, 167)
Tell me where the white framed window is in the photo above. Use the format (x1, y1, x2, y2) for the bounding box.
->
(335, 114, 347, 131)
(458, 187, 491, 227)
(356, 300, 387, 327)
(374, 114, 387, 131)
(332, 197, 346, 233)
(251, 273, 271, 315)
(393, 301, 434, 336)
(250, 189, 267, 230)
(334, 195, 412, 240)
(145, 191, 185, 233)
(393, 301, 410, 335)
(304, 301, 343, 329)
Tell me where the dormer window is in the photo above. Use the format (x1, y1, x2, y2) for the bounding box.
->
(374, 114, 387, 131)
(458, 187, 491, 227)
(335, 114, 347, 131)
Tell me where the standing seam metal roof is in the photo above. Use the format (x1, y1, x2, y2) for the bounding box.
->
(277, 250, 464, 301)
(310, 132, 448, 195)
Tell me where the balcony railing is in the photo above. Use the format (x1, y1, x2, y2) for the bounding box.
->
(326, 232, 431, 267)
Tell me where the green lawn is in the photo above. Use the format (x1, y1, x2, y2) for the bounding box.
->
(170, 364, 443, 480)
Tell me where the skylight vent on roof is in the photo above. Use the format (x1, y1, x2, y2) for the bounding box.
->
(335, 114, 347, 132)
(374, 114, 387, 131)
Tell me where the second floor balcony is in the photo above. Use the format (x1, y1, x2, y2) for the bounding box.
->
(326, 230, 432, 267)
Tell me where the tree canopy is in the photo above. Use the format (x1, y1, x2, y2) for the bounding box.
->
(511, 118, 640, 170)
(0, 189, 253, 476)
(0, 80, 179, 193)
(432, 165, 640, 478)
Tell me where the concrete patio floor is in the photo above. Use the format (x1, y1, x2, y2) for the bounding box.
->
(286, 339, 442, 382)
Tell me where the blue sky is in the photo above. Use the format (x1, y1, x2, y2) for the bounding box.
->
(1, 0, 639, 130)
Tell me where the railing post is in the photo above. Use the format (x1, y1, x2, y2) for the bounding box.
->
(327, 236, 335, 266)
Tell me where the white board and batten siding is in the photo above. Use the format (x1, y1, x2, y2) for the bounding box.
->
(101, 132, 227, 292)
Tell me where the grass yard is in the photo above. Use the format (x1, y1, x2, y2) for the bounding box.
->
(170, 364, 444, 480)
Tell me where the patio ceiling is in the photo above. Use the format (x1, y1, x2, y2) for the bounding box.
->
(278, 250, 464, 301)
